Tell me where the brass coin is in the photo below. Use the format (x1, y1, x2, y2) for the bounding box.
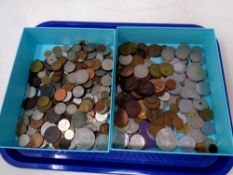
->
(78, 98, 93, 113)
(37, 96, 50, 108)
(57, 56, 67, 65)
(30, 60, 44, 73)
(200, 108, 213, 121)
(30, 133, 43, 148)
(148, 44, 162, 57)
(16, 120, 27, 136)
(119, 42, 137, 55)
(41, 75, 51, 85)
(83, 80, 93, 89)
(148, 123, 163, 136)
(166, 79, 176, 90)
(172, 117, 184, 130)
(159, 63, 174, 76)
(149, 64, 162, 78)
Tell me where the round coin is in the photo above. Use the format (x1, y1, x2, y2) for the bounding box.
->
(134, 64, 149, 78)
(30, 133, 44, 148)
(74, 128, 95, 150)
(95, 134, 108, 150)
(58, 119, 70, 132)
(44, 126, 61, 143)
(128, 133, 146, 150)
(178, 135, 195, 152)
(18, 134, 30, 147)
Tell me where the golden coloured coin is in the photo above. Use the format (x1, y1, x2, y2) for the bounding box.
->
(148, 123, 163, 136)
(16, 120, 27, 136)
(159, 63, 174, 76)
(149, 64, 162, 78)
(172, 117, 184, 130)
(37, 96, 50, 108)
(200, 108, 213, 121)
(30, 60, 44, 73)
(51, 61, 62, 71)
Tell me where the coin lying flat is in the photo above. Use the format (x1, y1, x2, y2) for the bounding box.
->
(74, 128, 95, 150)
(95, 134, 108, 150)
(128, 133, 146, 150)
(178, 135, 195, 152)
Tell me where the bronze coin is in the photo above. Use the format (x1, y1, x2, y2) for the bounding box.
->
(86, 68, 95, 79)
(195, 143, 207, 153)
(143, 95, 160, 109)
(119, 65, 134, 77)
(94, 101, 105, 112)
(147, 109, 163, 125)
(30, 118, 44, 129)
(63, 82, 75, 91)
(137, 43, 149, 58)
(84, 60, 95, 68)
(137, 80, 155, 96)
(116, 92, 126, 106)
(97, 44, 106, 52)
(57, 56, 67, 65)
(172, 116, 184, 130)
(51, 61, 62, 71)
(124, 100, 141, 118)
(148, 44, 162, 57)
(163, 111, 177, 126)
(166, 79, 177, 90)
(150, 79, 165, 94)
(148, 123, 163, 136)
(54, 88, 67, 101)
(120, 76, 138, 92)
(130, 54, 145, 66)
(130, 90, 144, 99)
(93, 59, 101, 70)
(114, 109, 129, 128)
(30, 133, 43, 148)
(170, 103, 179, 112)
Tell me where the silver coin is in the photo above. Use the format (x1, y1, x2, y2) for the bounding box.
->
(178, 135, 195, 152)
(72, 85, 85, 98)
(161, 46, 175, 61)
(177, 112, 187, 124)
(181, 87, 200, 100)
(102, 47, 111, 56)
(179, 99, 193, 113)
(173, 61, 187, 74)
(201, 122, 215, 135)
(134, 64, 148, 78)
(46, 54, 57, 65)
(23, 109, 35, 116)
(127, 118, 139, 134)
(96, 52, 104, 62)
(118, 55, 133, 65)
(190, 52, 203, 62)
(115, 121, 130, 133)
(40, 122, 55, 136)
(128, 133, 146, 150)
(37, 70, 47, 79)
(72, 44, 81, 53)
(191, 46, 202, 54)
(67, 51, 75, 61)
(26, 126, 37, 136)
(31, 109, 44, 120)
(95, 112, 108, 123)
(76, 69, 89, 84)
(18, 134, 30, 147)
(168, 72, 186, 83)
(113, 131, 129, 149)
(22, 115, 30, 125)
(66, 104, 77, 115)
(102, 59, 113, 71)
(62, 91, 72, 102)
(74, 128, 95, 150)
(54, 102, 66, 114)
(95, 69, 106, 77)
(100, 74, 112, 87)
(64, 61, 76, 73)
(72, 98, 82, 105)
(58, 118, 70, 132)
(87, 51, 97, 60)
(25, 86, 36, 98)
(71, 111, 87, 129)
(187, 127, 206, 143)
(64, 129, 75, 140)
(175, 44, 190, 60)
(190, 115, 204, 129)
(193, 98, 208, 111)
(159, 92, 170, 101)
(155, 127, 177, 151)
(184, 78, 197, 89)
(196, 81, 210, 96)
(95, 134, 108, 150)
(186, 64, 206, 82)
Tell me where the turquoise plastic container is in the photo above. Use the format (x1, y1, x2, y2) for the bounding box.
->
(0, 27, 116, 152)
(0, 26, 232, 156)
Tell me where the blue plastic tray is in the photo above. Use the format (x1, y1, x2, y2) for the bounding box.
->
(1, 21, 233, 174)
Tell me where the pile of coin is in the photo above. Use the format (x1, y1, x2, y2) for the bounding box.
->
(17, 41, 112, 151)
(113, 42, 218, 153)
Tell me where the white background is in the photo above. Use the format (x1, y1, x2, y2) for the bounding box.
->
(0, 0, 233, 174)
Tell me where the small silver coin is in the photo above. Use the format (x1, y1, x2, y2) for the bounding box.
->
(134, 64, 148, 78)
(155, 127, 177, 151)
(190, 115, 204, 129)
(113, 131, 129, 149)
(64, 129, 75, 140)
(118, 55, 133, 66)
(18, 134, 30, 147)
(175, 44, 191, 60)
(66, 104, 78, 115)
(193, 98, 208, 111)
(179, 99, 193, 113)
(25, 86, 37, 98)
(173, 61, 187, 74)
(26, 126, 37, 136)
(31, 109, 44, 121)
(196, 81, 210, 96)
(102, 59, 113, 71)
(37, 70, 47, 79)
(128, 133, 146, 150)
(161, 46, 175, 61)
(95, 112, 108, 123)
(201, 122, 215, 135)
(187, 128, 206, 143)
(54, 102, 67, 115)
(73, 98, 82, 105)
(58, 118, 70, 132)
(186, 64, 206, 82)
(67, 51, 76, 61)
(74, 128, 95, 150)
(87, 51, 97, 60)
(72, 85, 85, 98)
(62, 91, 73, 102)
(64, 61, 76, 73)
(126, 118, 139, 134)
(100, 74, 112, 87)
(178, 135, 195, 152)
(95, 134, 108, 150)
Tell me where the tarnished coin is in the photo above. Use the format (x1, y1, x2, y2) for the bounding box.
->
(155, 127, 177, 151)
(74, 128, 95, 150)
(71, 111, 87, 129)
(72, 85, 85, 98)
(30, 60, 44, 73)
(44, 126, 61, 144)
(196, 81, 210, 96)
(175, 44, 190, 60)
(101, 74, 112, 87)
(178, 135, 195, 152)
(128, 133, 146, 150)
(18, 134, 30, 147)
(134, 64, 148, 78)
(54, 102, 66, 114)
(186, 64, 206, 81)
(113, 131, 129, 148)
(161, 46, 175, 61)
(46, 108, 61, 123)
(58, 119, 70, 132)
(95, 134, 108, 150)
(200, 108, 213, 121)
(127, 118, 139, 134)
(149, 64, 162, 78)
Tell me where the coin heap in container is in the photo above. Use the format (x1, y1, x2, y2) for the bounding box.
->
(17, 41, 112, 151)
(113, 42, 218, 153)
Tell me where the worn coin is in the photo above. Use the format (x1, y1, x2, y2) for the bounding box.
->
(44, 126, 61, 143)
(95, 134, 108, 150)
(161, 46, 175, 61)
(186, 64, 206, 81)
(196, 81, 210, 96)
(175, 44, 190, 60)
(74, 128, 95, 150)
(113, 131, 129, 148)
(134, 64, 148, 78)
(54, 102, 66, 114)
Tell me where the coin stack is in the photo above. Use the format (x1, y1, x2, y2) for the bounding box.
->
(17, 41, 112, 151)
(113, 42, 218, 153)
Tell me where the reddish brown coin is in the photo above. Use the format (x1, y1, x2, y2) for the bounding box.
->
(30, 133, 43, 148)
(150, 79, 165, 94)
(93, 59, 101, 70)
(147, 109, 164, 126)
(172, 117, 184, 130)
(124, 100, 142, 118)
(86, 68, 95, 79)
(30, 118, 44, 129)
(100, 123, 109, 134)
(163, 111, 177, 126)
(148, 123, 164, 136)
(94, 101, 105, 112)
(63, 82, 75, 91)
(51, 61, 62, 71)
(166, 79, 177, 90)
(119, 65, 134, 77)
(114, 109, 129, 128)
(54, 88, 67, 101)
(195, 143, 207, 153)
(130, 55, 144, 66)
(148, 44, 162, 57)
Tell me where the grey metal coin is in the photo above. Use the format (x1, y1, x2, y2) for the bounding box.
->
(190, 52, 203, 62)
(168, 72, 186, 83)
(127, 118, 139, 134)
(54, 102, 66, 115)
(118, 55, 133, 66)
(102, 59, 113, 71)
(25, 86, 37, 98)
(161, 46, 175, 61)
(58, 118, 70, 132)
(74, 128, 95, 150)
(173, 61, 187, 74)
(128, 133, 146, 150)
(196, 81, 210, 96)
(178, 135, 195, 152)
(87, 51, 97, 60)
(186, 64, 206, 81)
(72, 44, 81, 53)
(155, 127, 177, 151)
(190, 115, 204, 129)
(95, 112, 108, 123)
(113, 131, 129, 149)
(193, 98, 208, 111)
(31, 109, 44, 120)
(67, 51, 76, 61)
(62, 91, 73, 102)
(37, 70, 47, 79)
(73, 98, 82, 105)
(181, 87, 200, 100)
(187, 128, 206, 143)
(72, 85, 84, 98)
(76, 69, 89, 84)
(46, 108, 61, 123)
(40, 122, 56, 136)
(19, 134, 30, 147)
(95, 134, 108, 150)
(64, 61, 76, 73)
(26, 126, 37, 136)
(201, 122, 215, 135)
(95, 69, 106, 77)
(179, 99, 193, 113)
(66, 103, 77, 115)
(100, 74, 112, 87)
(46, 54, 57, 65)
(159, 92, 171, 101)
(22, 114, 30, 125)
(64, 129, 75, 140)
(175, 44, 191, 60)
(71, 111, 87, 129)
(96, 52, 104, 62)
(184, 78, 197, 90)
(134, 64, 148, 78)
(102, 47, 111, 56)
(191, 46, 202, 54)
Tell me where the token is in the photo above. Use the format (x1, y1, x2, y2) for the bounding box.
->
(178, 135, 195, 152)
(64, 129, 75, 140)
(102, 59, 112, 71)
(118, 55, 133, 65)
(95, 134, 108, 150)
(200, 108, 213, 121)
(159, 63, 174, 76)
(148, 44, 161, 57)
(125, 100, 141, 118)
(175, 44, 190, 60)
(54, 102, 66, 114)
(127, 118, 139, 134)
(25, 86, 37, 98)
(186, 64, 206, 81)
(30, 60, 44, 73)
(190, 115, 204, 129)
(113, 131, 129, 148)
(54, 88, 67, 101)
(155, 127, 177, 151)
(161, 46, 175, 61)
(30, 133, 44, 148)
(128, 133, 146, 150)
(134, 64, 149, 78)
(44, 126, 61, 143)
(74, 128, 95, 150)
(196, 81, 210, 96)
(58, 119, 70, 132)
(18, 134, 30, 147)
(201, 121, 215, 135)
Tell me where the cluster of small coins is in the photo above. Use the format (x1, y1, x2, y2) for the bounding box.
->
(16, 41, 112, 150)
(113, 42, 218, 153)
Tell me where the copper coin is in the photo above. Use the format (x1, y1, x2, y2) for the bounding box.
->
(97, 44, 106, 52)
(137, 80, 155, 96)
(130, 55, 144, 66)
(51, 61, 62, 71)
(130, 90, 144, 99)
(44, 126, 61, 144)
(148, 123, 163, 136)
(148, 44, 162, 57)
(163, 111, 177, 126)
(114, 109, 129, 128)
(137, 43, 149, 58)
(30, 133, 43, 148)
(63, 82, 75, 91)
(119, 65, 134, 77)
(124, 100, 142, 118)
(147, 109, 163, 126)
(166, 79, 177, 90)
(150, 79, 165, 94)
(195, 143, 207, 153)
(54, 88, 67, 101)
(84, 60, 95, 68)
(93, 59, 101, 70)
(172, 117, 184, 130)
(86, 68, 95, 79)
(120, 76, 138, 92)
(94, 101, 105, 112)
(30, 118, 44, 129)
(57, 56, 67, 65)
(100, 123, 109, 134)
(143, 95, 160, 109)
